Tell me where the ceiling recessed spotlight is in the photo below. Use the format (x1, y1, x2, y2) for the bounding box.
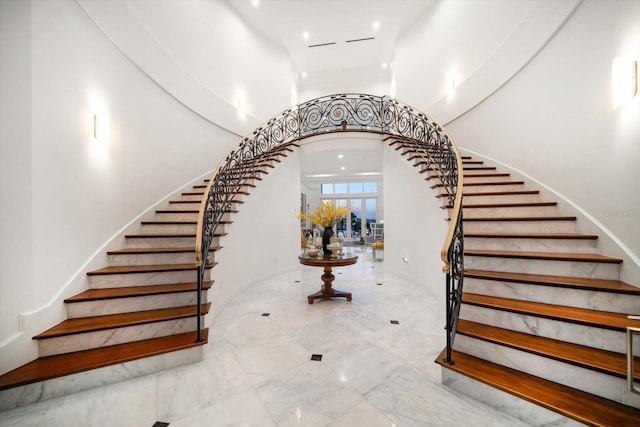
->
(302, 32, 310, 40)
(373, 21, 380, 30)
(301, 72, 307, 78)
(338, 154, 344, 159)
(251, 0, 259, 6)
(381, 62, 388, 69)
(340, 166, 346, 170)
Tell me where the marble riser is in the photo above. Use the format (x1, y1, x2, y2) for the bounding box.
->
(88, 269, 209, 289)
(462, 220, 576, 233)
(459, 304, 636, 354)
(107, 252, 213, 267)
(464, 277, 640, 313)
(443, 184, 530, 195)
(141, 224, 217, 234)
(38, 316, 205, 357)
(441, 369, 583, 426)
(452, 205, 559, 218)
(459, 194, 542, 204)
(464, 237, 597, 253)
(465, 255, 620, 280)
(179, 195, 206, 202)
(168, 201, 241, 211)
(453, 334, 640, 409)
(66, 291, 205, 318)
(124, 236, 220, 249)
(0, 346, 203, 412)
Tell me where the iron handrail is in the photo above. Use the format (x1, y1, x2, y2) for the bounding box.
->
(194, 94, 464, 362)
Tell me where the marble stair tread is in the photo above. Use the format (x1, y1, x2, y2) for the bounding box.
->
(33, 303, 211, 339)
(462, 293, 640, 331)
(432, 180, 525, 189)
(456, 319, 640, 380)
(465, 232, 597, 240)
(444, 201, 557, 209)
(461, 215, 576, 222)
(86, 263, 214, 276)
(464, 249, 623, 263)
(0, 329, 208, 391)
(65, 281, 214, 303)
(464, 269, 640, 294)
(435, 349, 640, 427)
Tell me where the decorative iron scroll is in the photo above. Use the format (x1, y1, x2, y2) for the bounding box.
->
(195, 94, 464, 363)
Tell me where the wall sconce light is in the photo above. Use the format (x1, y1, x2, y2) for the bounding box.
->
(612, 56, 638, 110)
(93, 113, 109, 144)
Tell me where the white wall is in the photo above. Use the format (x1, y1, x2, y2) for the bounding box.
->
(208, 151, 301, 324)
(0, 0, 295, 374)
(383, 144, 449, 303)
(446, 0, 640, 279)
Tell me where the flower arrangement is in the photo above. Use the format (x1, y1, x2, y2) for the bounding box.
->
(299, 200, 351, 228)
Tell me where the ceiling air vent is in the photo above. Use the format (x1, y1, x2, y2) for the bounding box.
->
(345, 37, 375, 43)
(308, 42, 337, 48)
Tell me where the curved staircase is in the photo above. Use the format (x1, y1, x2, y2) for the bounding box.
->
(389, 137, 640, 426)
(0, 144, 296, 411)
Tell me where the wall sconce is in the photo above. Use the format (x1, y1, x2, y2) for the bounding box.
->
(93, 113, 109, 144)
(612, 56, 638, 109)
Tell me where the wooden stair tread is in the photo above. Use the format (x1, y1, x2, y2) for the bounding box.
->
(0, 329, 208, 391)
(444, 201, 557, 209)
(464, 249, 623, 263)
(34, 303, 211, 339)
(125, 232, 227, 238)
(107, 246, 220, 255)
(140, 220, 231, 225)
(432, 180, 524, 188)
(155, 209, 238, 214)
(456, 319, 639, 379)
(461, 215, 576, 221)
(435, 349, 640, 427)
(462, 293, 640, 331)
(65, 281, 214, 302)
(464, 269, 640, 294)
(87, 263, 214, 276)
(436, 190, 540, 198)
(465, 232, 598, 240)
(169, 200, 244, 204)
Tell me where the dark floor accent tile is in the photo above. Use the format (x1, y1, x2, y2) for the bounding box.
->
(261, 313, 271, 317)
(153, 423, 169, 427)
(294, 280, 300, 283)
(390, 320, 399, 324)
(377, 282, 383, 286)
(311, 354, 323, 361)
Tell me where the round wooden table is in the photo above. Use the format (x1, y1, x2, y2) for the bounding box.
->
(298, 253, 359, 304)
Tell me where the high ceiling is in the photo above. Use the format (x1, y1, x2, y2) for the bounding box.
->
(226, 0, 436, 82)
(227, 0, 436, 179)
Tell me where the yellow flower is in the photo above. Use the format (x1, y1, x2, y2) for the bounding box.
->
(299, 201, 351, 228)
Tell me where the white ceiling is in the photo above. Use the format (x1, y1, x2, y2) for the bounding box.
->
(226, 0, 437, 179)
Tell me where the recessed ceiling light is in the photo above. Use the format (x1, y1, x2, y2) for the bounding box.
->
(381, 62, 388, 69)
(373, 21, 380, 30)
(302, 32, 310, 40)
(301, 72, 307, 78)
(251, 0, 259, 6)
(340, 166, 346, 170)
(338, 154, 344, 159)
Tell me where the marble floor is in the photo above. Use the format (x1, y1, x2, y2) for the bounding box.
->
(0, 247, 534, 427)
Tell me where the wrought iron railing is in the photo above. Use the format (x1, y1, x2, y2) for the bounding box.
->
(195, 94, 464, 363)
